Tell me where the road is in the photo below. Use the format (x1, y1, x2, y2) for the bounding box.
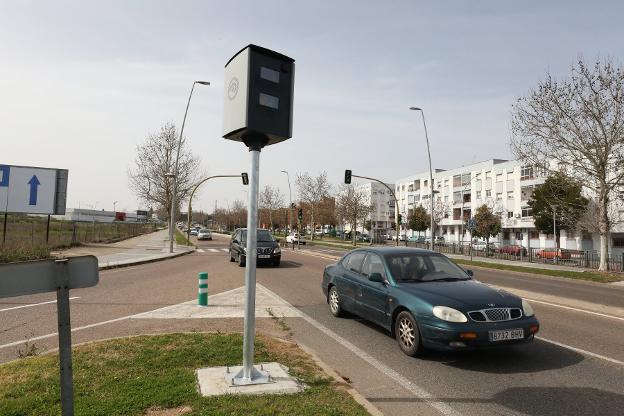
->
(1, 233, 623, 415)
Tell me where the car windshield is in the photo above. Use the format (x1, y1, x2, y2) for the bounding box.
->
(384, 253, 470, 283)
(240, 230, 275, 242)
(199, 229, 209, 233)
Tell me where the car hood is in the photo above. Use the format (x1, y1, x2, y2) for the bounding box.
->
(395, 279, 521, 311)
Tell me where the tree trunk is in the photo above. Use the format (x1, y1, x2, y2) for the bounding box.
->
(598, 190, 610, 271)
(310, 210, 315, 241)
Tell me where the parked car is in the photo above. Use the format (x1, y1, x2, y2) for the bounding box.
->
(286, 232, 306, 245)
(189, 229, 199, 236)
(536, 248, 571, 260)
(321, 247, 539, 356)
(408, 236, 426, 243)
(229, 228, 281, 267)
(197, 229, 212, 240)
(499, 245, 527, 256)
(392, 234, 407, 242)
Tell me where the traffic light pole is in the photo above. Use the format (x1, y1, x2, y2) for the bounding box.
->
(349, 173, 399, 247)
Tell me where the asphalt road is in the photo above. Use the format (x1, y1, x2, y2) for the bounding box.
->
(1, 233, 623, 416)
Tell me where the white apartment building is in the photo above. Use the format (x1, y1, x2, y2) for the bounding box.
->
(394, 159, 620, 253)
(343, 182, 395, 235)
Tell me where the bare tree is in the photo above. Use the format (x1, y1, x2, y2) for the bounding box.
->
(296, 171, 332, 240)
(511, 57, 624, 270)
(431, 199, 450, 228)
(259, 185, 285, 232)
(336, 184, 372, 246)
(128, 122, 201, 221)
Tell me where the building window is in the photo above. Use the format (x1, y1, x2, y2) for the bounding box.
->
(515, 232, 523, 240)
(485, 171, 492, 179)
(486, 190, 491, 197)
(453, 175, 461, 187)
(408, 184, 414, 192)
(508, 211, 514, 218)
(496, 173, 503, 182)
(496, 192, 502, 200)
(612, 238, 624, 248)
(521, 186, 534, 201)
(444, 195, 449, 202)
(424, 180, 428, 187)
(507, 191, 514, 199)
(476, 191, 482, 199)
(520, 166, 534, 180)
(475, 172, 482, 180)
(521, 207, 533, 218)
(507, 172, 514, 180)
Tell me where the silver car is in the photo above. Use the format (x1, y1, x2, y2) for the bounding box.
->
(197, 229, 212, 240)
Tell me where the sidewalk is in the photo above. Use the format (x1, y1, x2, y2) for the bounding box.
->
(52, 228, 195, 269)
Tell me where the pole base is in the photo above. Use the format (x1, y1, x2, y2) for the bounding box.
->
(226, 365, 271, 386)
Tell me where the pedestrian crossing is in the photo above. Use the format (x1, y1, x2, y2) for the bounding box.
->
(196, 248, 230, 253)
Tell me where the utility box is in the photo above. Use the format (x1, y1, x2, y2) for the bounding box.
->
(223, 44, 295, 147)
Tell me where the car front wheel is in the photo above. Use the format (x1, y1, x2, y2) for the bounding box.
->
(328, 286, 343, 317)
(229, 250, 235, 262)
(395, 311, 422, 357)
(238, 253, 246, 267)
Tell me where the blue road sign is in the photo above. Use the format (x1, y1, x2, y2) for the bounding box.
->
(28, 175, 40, 205)
(0, 165, 9, 187)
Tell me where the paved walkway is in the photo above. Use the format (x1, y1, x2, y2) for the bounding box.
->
(52, 228, 195, 269)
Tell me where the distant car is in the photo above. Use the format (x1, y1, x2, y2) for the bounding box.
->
(229, 228, 281, 267)
(536, 248, 571, 260)
(392, 235, 407, 242)
(286, 233, 306, 244)
(190, 229, 198, 236)
(322, 247, 539, 356)
(197, 229, 212, 240)
(499, 245, 527, 256)
(408, 236, 426, 243)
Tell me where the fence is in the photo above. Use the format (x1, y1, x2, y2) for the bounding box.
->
(404, 241, 624, 272)
(0, 217, 158, 250)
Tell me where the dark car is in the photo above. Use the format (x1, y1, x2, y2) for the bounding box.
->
(321, 247, 539, 356)
(229, 228, 281, 267)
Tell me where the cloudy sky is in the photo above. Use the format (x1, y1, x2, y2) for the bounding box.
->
(1, 0, 623, 215)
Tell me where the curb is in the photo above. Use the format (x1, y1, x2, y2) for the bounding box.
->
(98, 248, 196, 271)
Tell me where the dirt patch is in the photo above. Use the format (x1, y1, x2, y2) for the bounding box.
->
(145, 405, 192, 415)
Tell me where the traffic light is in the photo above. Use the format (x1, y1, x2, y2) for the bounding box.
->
(241, 172, 249, 185)
(344, 169, 352, 184)
(298, 208, 303, 221)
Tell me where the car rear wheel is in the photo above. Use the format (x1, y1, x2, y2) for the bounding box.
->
(328, 286, 343, 317)
(238, 253, 246, 267)
(395, 311, 422, 357)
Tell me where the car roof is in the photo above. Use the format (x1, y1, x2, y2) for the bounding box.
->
(345, 247, 438, 256)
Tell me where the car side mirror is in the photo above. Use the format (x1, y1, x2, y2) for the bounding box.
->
(369, 273, 385, 283)
(465, 269, 474, 277)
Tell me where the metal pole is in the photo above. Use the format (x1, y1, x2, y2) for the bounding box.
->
(55, 260, 74, 416)
(240, 149, 263, 382)
(3, 211, 8, 246)
(46, 214, 51, 245)
(169, 81, 209, 253)
(281, 170, 293, 235)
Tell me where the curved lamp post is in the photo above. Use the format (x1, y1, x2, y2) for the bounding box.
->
(186, 174, 246, 243)
(410, 107, 435, 251)
(168, 80, 210, 253)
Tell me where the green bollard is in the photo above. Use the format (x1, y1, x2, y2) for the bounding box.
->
(198, 272, 208, 306)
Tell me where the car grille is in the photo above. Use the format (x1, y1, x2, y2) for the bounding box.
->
(468, 308, 523, 322)
(257, 247, 273, 255)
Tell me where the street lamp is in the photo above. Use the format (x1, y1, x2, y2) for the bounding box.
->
(410, 107, 435, 251)
(281, 170, 293, 233)
(113, 201, 118, 212)
(168, 80, 210, 253)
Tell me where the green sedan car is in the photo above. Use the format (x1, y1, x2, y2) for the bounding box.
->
(321, 247, 539, 356)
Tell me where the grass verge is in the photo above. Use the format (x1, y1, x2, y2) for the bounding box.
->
(0, 245, 51, 264)
(0, 333, 368, 416)
(175, 229, 192, 247)
(453, 258, 623, 283)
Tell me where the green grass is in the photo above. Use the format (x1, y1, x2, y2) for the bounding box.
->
(0, 333, 368, 416)
(175, 229, 192, 246)
(453, 258, 623, 283)
(0, 245, 51, 264)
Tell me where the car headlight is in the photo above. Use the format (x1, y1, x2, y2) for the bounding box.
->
(274, 246, 281, 254)
(522, 299, 534, 317)
(432, 306, 468, 323)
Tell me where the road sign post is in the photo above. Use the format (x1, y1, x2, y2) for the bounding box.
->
(222, 44, 295, 386)
(0, 256, 98, 416)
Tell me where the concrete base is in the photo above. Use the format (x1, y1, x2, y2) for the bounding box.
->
(196, 362, 304, 396)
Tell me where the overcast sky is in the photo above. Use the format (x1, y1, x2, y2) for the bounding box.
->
(2, 1, 623, 215)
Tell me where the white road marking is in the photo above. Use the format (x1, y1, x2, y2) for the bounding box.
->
(0, 297, 79, 312)
(209, 249, 219, 253)
(526, 298, 624, 322)
(197, 249, 205, 253)
(221, 248, 229, 252)
(260, 286, 461, 416)
(536, 336, 624, 366)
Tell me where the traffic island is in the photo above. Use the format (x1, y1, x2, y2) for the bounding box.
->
(0, 333, 369, 416)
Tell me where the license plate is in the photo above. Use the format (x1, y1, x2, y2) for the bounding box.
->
(489, 328, 524, 342)
(258, 255, 271, 259)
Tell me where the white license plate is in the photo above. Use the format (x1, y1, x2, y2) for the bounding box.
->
(258, 255, 271, 259)
(489, 328, 524, 342)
